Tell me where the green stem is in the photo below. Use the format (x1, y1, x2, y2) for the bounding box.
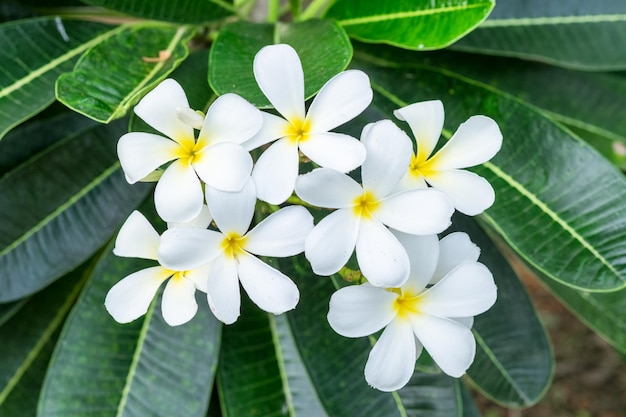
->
(267, 0, 280, 22)
(299, 0, 331, 20)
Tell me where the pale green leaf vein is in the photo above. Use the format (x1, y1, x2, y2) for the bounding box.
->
(480, 14, 626, 28)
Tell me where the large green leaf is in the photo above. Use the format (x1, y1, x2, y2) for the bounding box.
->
(324, 0, 494, 50)
(452, 0, 626, 70)
(0, 266, 87, 417)
(57, 24, 195, 123)
(0, 17, 120, 140)
(352, 55, 626, 291)
(38, 239, 221, 417)
(0, 114, 151, 302)
(208, 19, 352, 108)
(80, 0, 234, 24)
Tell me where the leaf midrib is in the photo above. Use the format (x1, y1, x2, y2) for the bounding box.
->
(480, 14, 626, 28)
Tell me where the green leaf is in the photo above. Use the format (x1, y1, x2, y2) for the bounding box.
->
(38, 239, 221, 417)
(0, 265, 87, 416)
(352, 55, 626, 291)
(324, 0, 494, 50)
(452, 0, 626, 70)
(0, 114, 151, 302)
(56, 24, 195, 123)
(79, 0, 234, 24)
(454, 215, 553, 407)
(397, 373, 478, 417)
(208, 19, 352, 107)
(0, 17, 121, 140)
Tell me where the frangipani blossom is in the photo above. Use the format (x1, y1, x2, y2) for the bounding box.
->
(327, 232, 497, 392)
(118, 78, 261, 222)
(105, 209, 213, 327)
(394, 100, 502, 216)
(246, 44, 373, 204)
(295, 120, 454, 288)
(157, 179, 313, 324)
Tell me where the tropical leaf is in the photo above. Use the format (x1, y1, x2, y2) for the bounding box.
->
(0, 114, 151, 302)
(56, 24, 195, 123)
(38, 238, 221, 417)
(0, 17, 121, 140)
(452, 0, 626, 70)
(324, 0, 494, 50)
(208, 19, 352, 107)
(79, 0, 234, 24)
(0, 264, 87, 416)
(352, 53, 626, 291)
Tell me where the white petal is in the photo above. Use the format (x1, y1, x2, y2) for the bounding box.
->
(299, 132, 366, 173)
(113, 211, 160, 260)
(158, 228, 222, 271)
(410, 314, 476, 377)
(184, 263, 212, 292)
(392, 231, 439, 293)
(305, 70, 372, 132)
(295, 168, 362, 209)
(327, 284, 397, 337)
(395, 168, 428, 193)
(117, 132, 180, 184)
(205, 177, 256, 235)
(245, 206, 313, 257)
(167, 204, 213, 229)
(242, 112, 291, 151)
(393, 100, 444, 162)
(207, 256, 241, 324)
(419, 262, 497, 318)
(251, 137, 299, 204)
(193, 142, 252, 192)
(134, 79, 194, 142)
(253, 44, 305, 121)
(197, 93, 262, 146)
(431, 232, 480, 284)
(364, 319, 416, 392)
(161, 277, 198, 326)
(453, 316, 474, 329)
(305, 209, 359, 276)
(361, 120, 413, 197)
(432, 115, 502, 169)
(154, 159, 204, 223)
(425, 169, 495, 216)
(237, 252, 299, 314)
(104, 266, 170, 323)
(356, 219, 409, 288)
(376, 189, 453, 235)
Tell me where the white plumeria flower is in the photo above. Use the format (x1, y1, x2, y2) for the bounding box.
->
(118, 78, 262, 223)
(105, 209, 213, 327)
(393, 100, 502, 216)
(327, 232, 497, 392)
(157, 179, 313, 324)
(245, 44, 373, 204)
(295, 120, 454, 288)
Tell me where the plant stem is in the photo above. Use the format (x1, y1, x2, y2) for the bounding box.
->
(267, 0, 280, 22)
(299, 0, 330, 20)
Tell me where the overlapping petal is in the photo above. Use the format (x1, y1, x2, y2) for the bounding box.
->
(375, 189, 453, 235)
(104, 266, 171, 324)
(206, 256, 241, 324)
(295, 168, 362, 209)
(197, 93, 262, 146)
(113, 211, 160, 260)
(192, 141, 252, 192)
(253, 44, 305, 121)
(205, 178, 256, 235)
(242, 112, 291, 151)
(393, 100, 444, 163)
(167, 204, 213, 230)
(356, 218, 410, 288)
(117, 132, 180, 184)
(252, 137, 299, 204)
(431, 232, 480, 284)
(183, 263, 212, 293)
(305, 209, 360, 276)
(161, 277, 198, 326)
(364, 319, 416, 392)
(305, 70, 372, 132)
(424, 169, 495, 216)
(392, 231, 439, 293)
(245, 206, 313, 257)
(327, 284, 397, 337)
(158, 228, 222, 271)
(299, 132, 366, 173)
(154, 159, 204, 223)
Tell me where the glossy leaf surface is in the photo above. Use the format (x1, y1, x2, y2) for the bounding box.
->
(325, 0, 494, 50)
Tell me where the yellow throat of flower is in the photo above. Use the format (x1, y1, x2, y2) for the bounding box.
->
(352, 191, 380, 219)
(221, 232, 247, 259)
(390, 288, 422, 319)
(285, 118, 311, 144)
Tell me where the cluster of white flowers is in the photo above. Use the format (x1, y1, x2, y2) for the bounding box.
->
(105, 44, 502, 391)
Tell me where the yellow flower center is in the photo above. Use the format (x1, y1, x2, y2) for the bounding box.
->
(284, 118, 311, 144)
(170, 270, 189, 281)
(390, 288, 422, 319)
(175, 135, 206, 166)
(221, 232, 247, 259)
(352, 191, 380, 219)
(408, 153, 437, 178)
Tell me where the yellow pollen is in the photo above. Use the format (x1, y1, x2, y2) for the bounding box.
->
(284, 118, 311, 144)
(391, 289, 422, 318)
(221, 233, 247, 259)
(352, 191, 380, 218)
